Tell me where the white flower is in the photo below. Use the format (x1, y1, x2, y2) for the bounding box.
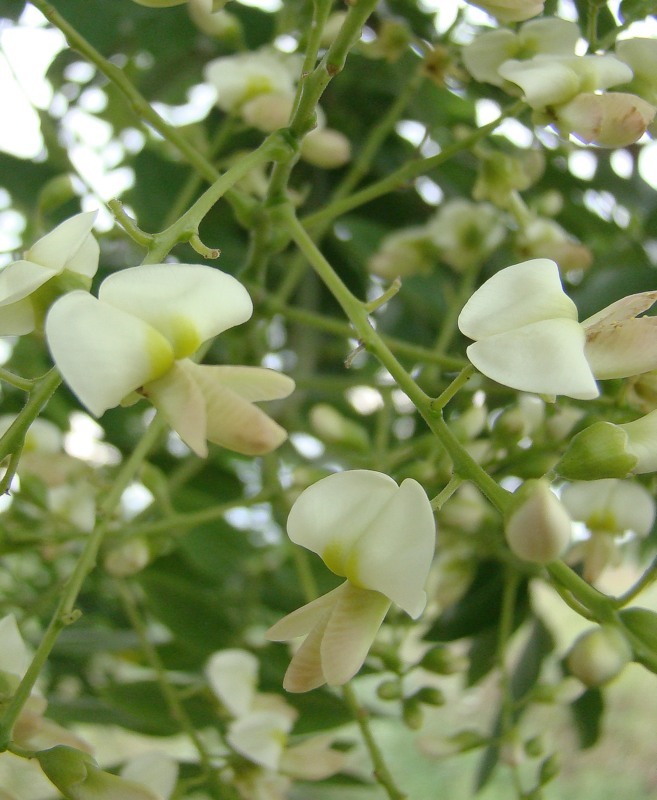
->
(300, 128, 351, 169)
(463, 18, 579, 87)
(498, 54, 633, 110)
(428, 200, 505, 272)
(206, 649, 259, 718)
(562, 478, 655, 537)
(458, 259, 598, 399)
(0, 212, 98, 336)
(616, 38, 657, 106)
(45, 264, 294, 458)
(227, 710, 294, 770)
(466, 0, 545, 23)
(554, 91, 656, 147)
(121, 752, 178, 800)
(505, 480, 572, 564)
(204, 49, 301, 117)
(267, 470, 435, 692)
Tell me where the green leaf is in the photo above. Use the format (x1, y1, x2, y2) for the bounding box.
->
(570, 688, 604, 749)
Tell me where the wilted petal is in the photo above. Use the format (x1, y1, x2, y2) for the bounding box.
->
(0, 260, 58, 307)
(227, 711, 293, 769)
(99, 265, 253, 359)
(182, 362, 291, 455)
(205, 649, 259, 717)
(556, 92, 655, 147)
(583, 291, 657, 378)
(458, 259, 578, 339)
(467, 318, 598, 399)
(26, 212, 98, 275)
(145, 361, 207, 457)
(46, 292, 174, 417)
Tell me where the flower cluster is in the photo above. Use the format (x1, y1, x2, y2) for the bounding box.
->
(204, 47, 351, 168)
(267, 470, 436, 692)
(463, 18, 656, 147)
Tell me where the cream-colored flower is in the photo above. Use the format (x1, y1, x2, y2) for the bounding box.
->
(428, 200, 505, 272)
(45, 265, 294, 458)
(0, 212, 98, 336)
(458, 259, 598, 399)
(466, 0, 545, 23)
(553, 91, 655, 147)
(267, 470, 435, 692)
(463, 17, 579, 87)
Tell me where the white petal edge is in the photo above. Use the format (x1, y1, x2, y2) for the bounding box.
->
(205, 649, 259, 717)
(466, 318, 598, 399)
(458, 259, 577, 340)
(99, 264, 253, 358)
(46, 292, 174, 417)
(26, 212, 98, 273)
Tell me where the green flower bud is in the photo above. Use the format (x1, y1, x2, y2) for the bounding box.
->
(505, 480, 572, 564)
(377, 679, 402, 701)
(415, 686, 446, 707)
(420, 645, 468, 675)
(402, 697, 424, 730)
(309, 404, 369, 451)
(524, 735, 544, 758)
(555, 421, 637, 480)
(37, 746, 161, 799)
(566, 626, 632, 687)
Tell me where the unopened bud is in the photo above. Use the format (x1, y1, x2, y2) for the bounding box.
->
(566, 626, 632, 687)
(309, 404, 369, 451)
(104, 539, 150, 577)
(420, 645, 467, 675)
(555, 421, 636, 480)
(377, 679, 402, 701)
(402, 697, 424, 730)
(301, 128, 351, 169)
(505, 480, 572, 564)
(415, 686, 446, 706)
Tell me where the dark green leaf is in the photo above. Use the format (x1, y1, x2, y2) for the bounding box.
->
(570, 688, 604, 749)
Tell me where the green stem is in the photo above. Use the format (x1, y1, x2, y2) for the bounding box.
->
(613, 555, 657, 608)
(118, 582, 225, 794)
(142, 134, 290, 264)
(342, 683, 408, 800)
(547, 561, 615, 622)
(303, 101, 525, 229)
(282, 206, 512, 514)
(0, 368, 61, 462)
(431, 365, 476, 411)
(0, 369, 34, 392)
(430, 474, 463, 511)
(0, 414, 165, 750)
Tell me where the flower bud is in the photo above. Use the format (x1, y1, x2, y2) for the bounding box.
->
(37, 746, 160, 800)
(420, 645, 468, 675)
(555, 421, 637, 480)
(103, 539, 150, 577)
(505, 480, 572, 564)
(415, 686, 446, 707)
(466, 0, 545, 22)
(241, 92, 294, 133)
(566, 626, 632, 687)
(377, 679, 402, 701)
(301, 128, 351, 169)
(309, 404, 369, 451)
(402, 697, 424, 730)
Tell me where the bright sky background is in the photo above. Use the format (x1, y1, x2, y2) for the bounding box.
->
(0, 0, 656, 251)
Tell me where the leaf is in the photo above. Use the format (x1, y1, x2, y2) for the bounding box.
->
(424, 561, 529, 642)
(570, 688, 604, 749)
(510, 617, 555, 702)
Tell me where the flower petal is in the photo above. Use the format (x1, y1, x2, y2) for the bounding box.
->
(583, 290, 657, 329)
(0, 260, 58, 307)
(0, 297, 36, 336)
(458, 259, 578, 340)
(585, 317, 657, 379)
(347, 478, 435, 617)
(466, 318, 599, 399)
(205, 649, 259, 717)
(182, 362, 290, 455)
(319, 583, 391, 686)
(145, 361, 208, 457)
(498, 57, 580, 108)
(46, 292, 174, 417)
(99, 264, 253, 358)
(205, 365, 295, 402)
(286, 470, 401, 573)
(0, 614, 30, 678)
(26, 212, 98, 275)
(266, 585, 343, 642)
(227, 710, 293, 770)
